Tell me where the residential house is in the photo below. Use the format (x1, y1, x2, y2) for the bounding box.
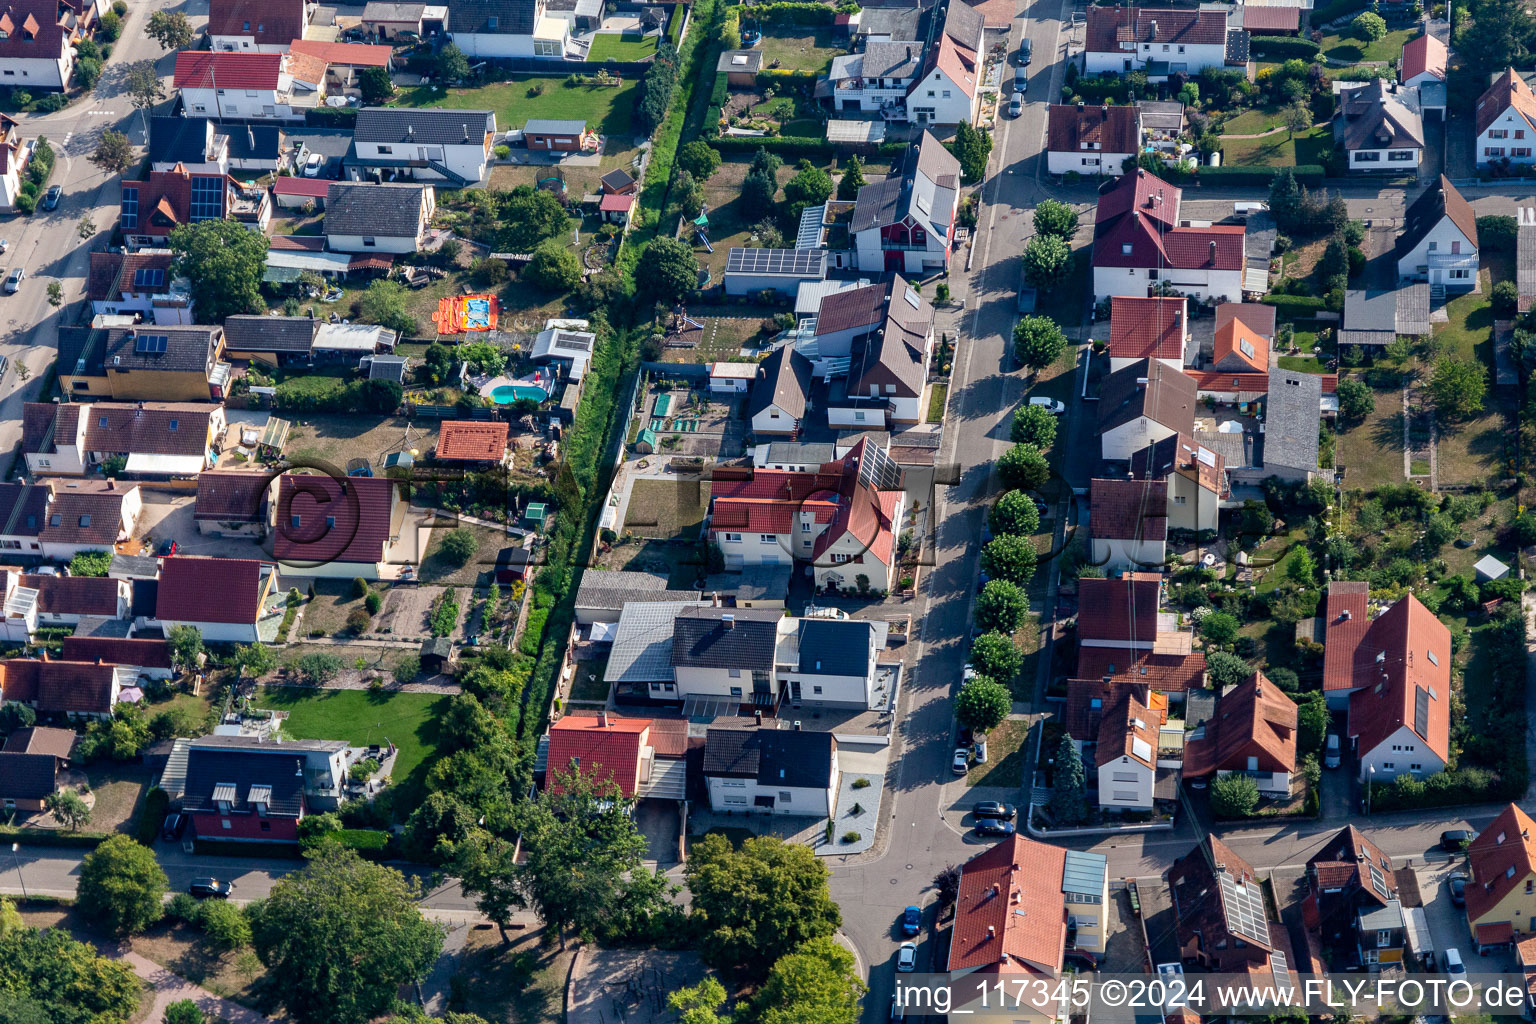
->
(289, 40, 394, 96)
(208, 0, 311, 51)
(22, 401, 225, 478)
(572, 569, 686, 626)
(1357, 901, 1409, 969)
(62, 636, 173, 680)
(1302, 825, 1400, 949)
(1095, 691, 1160, 811)
(1476, 69, 1536, 169)
(819, 275, 935, 428)
(1046, 102, 1140, 177)
(119, 164, 271, 248)
(36, 479, 143, 561)
(749, 346, 814, 438)
(0, 655, 131, 719)
(174, 52, 312, 121)
(85, 250, 193, 325)
(1062, 677, 1156, 746)
(361, 1, 447, 40)
(154, 556, 279, 643)
(1169, 836, 1290, 972)
(1345, 593, 1450, 782)
(56, 324, 230, 402)
(0, 113, 33, 211)
(1097, 358, 1197, 462)
(599, 167, 636, 195)
(0, 482, 46, 556)
(1400, 32, 1447, 114)
(1261, 369, 1322, 481)
(1318, 579, 1370, 710)
(182, 740, 322, 842)
(1091, 169, 1246, 303)
(445, 0, 575, 58)
(220, 314, 320, 367)
(1083, 6, 1240, 77)
(851, 132, 960, 274)
(825, 41, 924, 116)
(530, 320, 595, 382)
(1089, 476, 1167, 573)
(846, 2, 922, 46)
(1333, 79, 1424, 172)
(323, 182, 434, 253)
(1340, 282, 1433, 347)
(349, 106, 495, 187)
(602, 598, 712, 696)
(708, 363, 756, 395)
(522, 118, 586, 151)
(1182, 671, 1297, 796)
(702, 725, 839, 816)
(434, 420, 509, 466)
(599, 190, 633, 225)
(1396, 176, 1478, 295)
(905, 2, 984, 126)
(542, 712, 686, 803)
(1106, 295, 1189, 372)
(0, 726, 75, 811)
(722, 248, 829, 297)
(1074, 573, 1205, 698)
(1464, 803, 1536, 952)
(1212, 311, 1270, 373)
(1128, 433, 1228, 533)
(194, 471, 272, 538)
(312, 322, 396, 362)
(783, 617, 893, 709)
(272, 473, 404, 579)
(708, 438, 905, 592)
(669, 606, 781, 706)
(0, 0, 75, 92)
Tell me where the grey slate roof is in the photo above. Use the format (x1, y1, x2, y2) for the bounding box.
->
(1341, 285, 1431, 344)
(702, 726, 836, 789)
(353, 106, 496, 145)
(862, 40, 923, 78)
(182, 748, 307, 816)
(108, 553, 161, 578)
(671, 607, 781, 670)
(749, 345, 813, 421)
(0, 752, 59, 800)
(325, 182, 428, 239)
(149, 116, 217, 165)
(1334, 80, 1424, 152)
(703, 564, 793, 602)
(524, 118, 586, 136)
(0, 482, 46, 538)
(797, 619, 874, 677)
(856, 5, 923, 39)
(575, 570, 684, 610)
(222, 314, 319, 354)
(71, 615, 134, 638)
(443, 0, 536, 33)
(761, 441, 836, 465)
(104, 326, 219, 375)
(716, 49, 764, 73)
(367, 354, 408, 382)
(1262, 370, 1322, 473)
(605, 599, 710, 682)
(226, 123, 282, 163)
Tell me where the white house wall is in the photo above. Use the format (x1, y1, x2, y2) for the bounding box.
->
(1100, 417, 1177, 463)
(1097, 756, 1155, 810)
(1477, 107, 1536, 166)
(1048, 149, 1135, 175)
(1355, 724, 1445, 783)
(0, 53, 71, 91)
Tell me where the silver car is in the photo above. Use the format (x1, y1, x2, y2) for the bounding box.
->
(1008, 92, 1023, 117)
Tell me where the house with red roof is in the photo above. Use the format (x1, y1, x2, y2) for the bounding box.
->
(0, 654, 133, 719)
(289, 40, 393, 96)
(1088, 477, 1167, 572)
(208, 0, 311, 53)
(1400, 32, 1446, 113)
(1182, 671, 1297, 796)
(1170, 836, 1290, 973)
(1046, 102, 1141, 177)
(154, 556, 280, 642)
(120, 163, 271, 247)
(1476, 68, 1536, 169)
(1128, 433, 1228, 534)
(0, 0, 75, 91)
(174, 51, 313, 121)
(1344, 593, 1449, 782)
(1464, 804, 1536, 952)
(1083, 6, 1240, 78)
(1107, 295, 1188, 372)
(1075, 574, 1204, 700)
(273, 473, 405, 580)
(435, 420, 509, 466)
(1092, 169, 1246, 304)
(1302, 825, 1401, 950)
(1095, 691, 1161, 811)
(544, 712, 659, 798)
(1, 572, 130, 639)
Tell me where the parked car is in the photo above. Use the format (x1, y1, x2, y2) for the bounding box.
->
(189, 877, 233, 899)
(1324, 733, 1341, 769)
(4, 267, 22, 293)
(1008, 92, 1023, 118)
(896, 941, 918, 973)
(1013, 64, 1028, 91)
(42, 185, 61, 210)
(157, 539, 178, 556)
(901, 905, 921, 937)
(0, 239, 10, 254)
(1440, 829, 1475, 851)
(31, 565, 57, 577)
(160, 813, 185, 841)
(951, 747, 969, 775)
(0, 355, 11, 381)
(1448, 873, 1467, 906)
(957, 724, 974, 748)
(974, 801, 1016, 820)
(1018, 37, 1032, 65)
(975, 819, 1016, 837)
(303, 151, 324, 177)
(1444, 948, 1466, 974)
(973, 738, 988, 763)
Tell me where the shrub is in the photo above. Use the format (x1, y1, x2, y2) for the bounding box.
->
(1493, 279, 1519, 317)
(364, 590, 383, 615)
(493, 144, 511, 159)
(852, 777, 871, 789)
(841, 830, 860, 842)
(1210, 773, 1260, 818)
(197, 899, 251, 951)
(439, 528, 478, 564)
(166, 891, 200, 923)
(346, 606, 371, 633)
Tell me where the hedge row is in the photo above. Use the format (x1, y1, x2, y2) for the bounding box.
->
(1260, 293, 1329, 311)
(756, 68, 819, 87)
(0, 825, 109, 849)
(1250, 37, 1321, 61)
(1198, 164, 1324, 186)
(710, 135, 836, 157)
(750, 1, 839, 25)
(135, 786, 169, 847)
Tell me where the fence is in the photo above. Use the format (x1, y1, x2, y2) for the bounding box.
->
(639, 360, 711, 378)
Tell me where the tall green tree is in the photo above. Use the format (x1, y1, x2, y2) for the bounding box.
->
(1022, 234, 1072, 288)
(1012, 316, 1067, 369)
(684, 834, 841, 979)
(783, 160, 833, 222)
(948, 121, 993, 183)
(436, 43, 470, 82)
(969, 630, 1022, 680)
(955, 675, 1011, 732)
(976, 579, 1028, 633)
(997, 443, 1049, 491)
(88, 129, 133, 174)
(670, 978, 734, 1024)
(756, 937, 866, 1024)
(77, 836, 166, 937)
(0, 926, 142, 1024)
(525, 241, 582, 292)
(980, 534, 1037, 586)
(989, 490, 1040, 537)
(1430, 356, 1487, 419)
(169, 219, 268, 322)
(358, 279, 418, 335)
(677, 140, 722, 181)
(496, 186, 570, 252)
(636, 235, 698, 306)
(1268, 167, 1301, 232)
(741, 165, 779, 221)
(146, 10, 194, 49)
(1010, 403, 1057, 448)
(167, 625, 203, 673)
(250, 847, 444, 1024)
(1210, 772, 1260, 817)
(1032, 199, 1078, 239)
(358, 66, 394, 104)
(1050, 733, 1088, 824)
(124, 61, 162, 135)
(43, 790, 90, 831)
(836, 155, 866, 200)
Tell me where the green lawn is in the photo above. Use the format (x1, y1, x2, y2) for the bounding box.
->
(757, 28, 845, 74)
(1318, 27, 1416, 64)
(1220, 124, 1332, 167)
(1219, 105, 1292, 136)
(585, 32, 658, 60)
(257, 686, 451, 818)
(395, 76, 640, 136)
(1277, 355, 1328, 373)
(1437, 276, 1494, 364)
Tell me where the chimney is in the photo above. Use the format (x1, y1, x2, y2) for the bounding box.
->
(754, 709, 762, 726)
(295, 758, 303, 777)
(1101, 103, 1109, 118)
(794, 720, 802, 730)
(1076, 99, 1084, 110)
(987, 925, 996, 939)
(1209, 240, 1217, 264)
(722, 613, 735, 629)
(407, 124, 413, 137)
(599, 710, 609, 727)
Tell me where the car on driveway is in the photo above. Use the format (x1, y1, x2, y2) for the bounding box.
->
(161, 813, 185, 841)
(951, 747, 969, 775)
(896, 941, 918, 972)
(189, 877, 233, 899)
(975, 819, 1016, 838)
(42, 185, 61, 210)
(303, 151, 324, 176)
(1440, 829, 1475, 851)
(1029, 396, 1065, 415)
(901, 905, 921, 937)
(1448, 873, 1467, 906)
(974, 801, 1016, 820)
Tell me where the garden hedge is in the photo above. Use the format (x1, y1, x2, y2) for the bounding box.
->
(1197, 164, 1324, 186)
(709, 135, 836, 157)
(1478, 214, 1518, 253)
(1250, 37, 1321, 60)
(0, 825, 109, 849)
(134, 786, 169, 847)
(750, 2, 838, 25)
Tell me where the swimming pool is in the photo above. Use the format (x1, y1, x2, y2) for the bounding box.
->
(490, 384, 549, 404)
(464, 297, 492, 331)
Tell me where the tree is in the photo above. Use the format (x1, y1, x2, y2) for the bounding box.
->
(836, 155, 866, 200)
(685, 834, 840, 979)
(976, 579, 1028, 633)
(77, 213, 94, 240)
(251, 847, 442, 1024)
(980, 534, 1037, 587)
(969, 630, 1022, 680)
(436, 43, 470, 82)
(497, 186, 570, 252)
(12, 360, 27, 383)
(198, 899, 252, 952)
(989, 491, 1040, 538)
(1282, 101, 1311, 139)
(123, 60, 162, 135)
(77, 836, 166, 937)
(1200, 611, 1240, 647)
(1269, 167, 1302, 232)
(1050, 733, 1088, 824)
(1430, 356, 1487, 419)
(1012, 315, 1068, 369)
(1337, 378, 1374, 422)
(0, 926, 142, 1024)
(297, 652, 341, 684)
(0, 896, 19, 939)
(636, 40, 679, 134)
(169, 218, 268, 322)
(997, 443, 1049, 491)
(1352, 10, 1387, 40)
(525, 241, 582, 292)
(1204, 650, 1253, 689)
(1461, 0, 1534, 77)
(1494, 279, 1520, 317)
(357, 279, 417, 335)
(1011, 403, 1058, 448)
(636, 235, 697, 306)
(0, 700, 35, 734)
(88, 128, 133, 175)
(68, 551, 110, 577)
(358, 66, 393, 104)
(741, 165, 779, 221)
(677, 140, 722, 181)
(670, 979, 733, 1024)
(446, 828, 521, 943)
(439, 528, 479, 565)
(44, 790, 91, 831)
(46, 282, 61, 307)
(783, 160, 833, 222)
(164, 1002, 203, 1024)
(1022, 234, 1072, 288)
(146, 10, 194, 50)
(74, 56, 102, 91)
(757, 936, 866, 1024)
(1296, 693, 1328, 754)
(1210, 772, 1260, 818)
(167, 624, 204, 673)
(955, 675, 1011, 732)
(949, 121, 993, 183)
(1032, 199, 1078, 240)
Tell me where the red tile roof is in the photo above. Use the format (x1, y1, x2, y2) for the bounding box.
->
(599, 192, 634, 212)
(0, 0, 65, 62)
(24, 658, 121, 716)
(436, 420, 509, 462)
(283, 50, 329, 87)
(174, 51, 283, 91)
(1047, 103, 1139, 156)
(1320, 581, 1369, 692)
(87, 250, 175, 302)
(1213, 317, 1269, 373)
(1085, 6, 1228, 51)
(62, 636, 173, 671)
(1214, 302, 1277, 340)
(1090, 477, 1167, 542)
(1183, 671, 1297, 778)
(1096, 692, 1158, 768)
(545, 714, 650, 797)
(1108, 296, 1187, 362)
(289, 39, 393, 66)
(273, 176, 332, 198)
(273, 474, 398, 567)
(156, 556, 264, 625)
(207, 0, 306, 47)
(928, 33, 978, 100)
(1346, 594, 1450, 765)
(0, 658, 39, 703)
(1077, 573, 1162, 645)
(20, 575, 122, 617)
(1094, 170, 1244, 272)
(1465, 804, 1536, 927)
(194, 471, 271, 524)
(1401, 33, 1446, 83)
(1477, 68, 1536, 138)
(1182, 370, 1338, 395)
(1242, 6, 1299, 32)
(948, 835, 1067, 974)
(1074, 648, 1206, 692)
(1063, 678, 1153, 740)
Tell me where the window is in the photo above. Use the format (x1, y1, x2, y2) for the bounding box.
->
(854, 411, 866, 421)
(363, 237, 376, 247)
(260, 821, 271, 831)
(724, 796, 747, 806)
(1487, 147, 1506, 157)
(379, 145, 393, 155)
(813, 685, 822, 694)
(291, 515, 301, 528)
(1382, 761, 1394, 770)
(242, 20, 250, 29)
(1410, 763, 1421, 770)
(728, 668, 741, 678)
(1377, 930, 1392, 947)
(1121, 243, 1133, 255)
(759, 534, 775, 543)
(1172, 495, 1187, 505)
(222, 819, 231, 829)
(1515, 148, 1533, 157)
(1492, 129, 1510, 139)
(1178, 45, 1185, 53)
(832, 553, 851, 564)
(927, 90, 935, 97)
(488, 15, 498, 27)
(724, 532, 741, 542)
(1112, 790, 1139, 802)
(325, 516, 336, 528)
(1355, 151, 1381, 162)
(778, 791, 792, 801)
(1388, 150, 1414, 161)
(1162, 43, 1169, 51)
(1451, 241, 1461, 255)
(1112, 771, 1139, 782)
(800, 522, 811, 533)
(729, 686, 742, 697)
(534, 39, 560, 56)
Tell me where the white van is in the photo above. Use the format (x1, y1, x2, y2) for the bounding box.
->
(1324, 734, 1341, 769)
(1444, 948, 1466, 974)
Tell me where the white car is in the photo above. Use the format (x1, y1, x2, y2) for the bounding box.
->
(1008, 92, 1023, 117)
(951, 747, 969, 775)
(1029, 396, 1066, 415)
(303, 151, 324, 177)
(4, 267, 23, 293)
(896, 942, 918, 973)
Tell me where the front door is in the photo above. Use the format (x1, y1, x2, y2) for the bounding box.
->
(884, 249, 904, 271)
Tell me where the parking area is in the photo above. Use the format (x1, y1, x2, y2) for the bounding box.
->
(1414, 857, 1512, 972)
(134, 494, 270, 560)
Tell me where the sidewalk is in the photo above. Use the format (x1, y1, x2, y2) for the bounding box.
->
(119, 950, 272, 1024)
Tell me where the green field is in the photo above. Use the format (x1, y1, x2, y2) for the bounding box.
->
(1220, 124, 1332, 167)
(586, 32, 659, 60)
(257, 686, 451, 816)
(396, 76, 640, 135)
(1318, 27, 1415, 64)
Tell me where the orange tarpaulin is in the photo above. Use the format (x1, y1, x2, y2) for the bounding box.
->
(433, 294, 499, 334)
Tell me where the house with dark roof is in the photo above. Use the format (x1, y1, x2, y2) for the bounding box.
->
(220, 314, 321, 367)
(194, 471, 273, 538)
(36, 479, 143, 561)
(2, 575, 130, 637)
(362, 1, 447, 40)
(785, 617, 892, 708)
(0, 655, 132, 719)
(23, 401, 225, 478)
(1302, 825, 1400, 950)
(148, 116, 231, 176)
(670, 606, 782, 705)
(1465, 803, 1536, 952)
(1092, 169, 1246, 304)
(1261, 369, 1322, 482)
(1182, 670, 1297, 796)
(1089, 477, 1167, 572)
(824, 41, 925, 115)
(181, 734, 355, 842)
(443, 0, 576, 59)
(749, 345, 814, 438)
(703, 725, 839, 815)
(154, 556, 279, 643)
(1046, 102, 1141, 176)
(57, 323, 229, 403)
(86, 250, 193, 325)
(1333, 79, 1424, 172)
(1128, 432, 1227, 533)
(1345, 593, 1449, 783)
(572, 569, 695, 625)
(815, 275, 936, 428)
(1083, 6, 1239, 78)
(1476, 68, 1536, 169)
(324, 181, 435, 253)
(1169, 836, 1288, 972)
(1097, 358, 1197, 462)
(851, 132, 961, 274)
(1395, 176, 1478, 295)
(209, 0, 310, 52)
(1107, 295, 1188, 372)
(348, 106, 496, 187)
(0, 726, 75, 811)
(0, 0, 75, 91)
(273, 473, 404, 579)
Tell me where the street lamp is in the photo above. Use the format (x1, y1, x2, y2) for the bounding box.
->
(1365, 764, 1376, 816)
(9, 842, 26, 900)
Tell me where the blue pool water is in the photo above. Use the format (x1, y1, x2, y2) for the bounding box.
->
(491, 384, 549, 404)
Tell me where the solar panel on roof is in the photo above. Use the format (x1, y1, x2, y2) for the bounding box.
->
(135, 334, 169, 354)
(725, 248, 826, 276)
(133, 267, 165, 289)
(1414, 686, 1430, 740)
(1218, 871, 1270, 946)
(1368, 864, 1388, 898)
(1269, 951, 1290, 990)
